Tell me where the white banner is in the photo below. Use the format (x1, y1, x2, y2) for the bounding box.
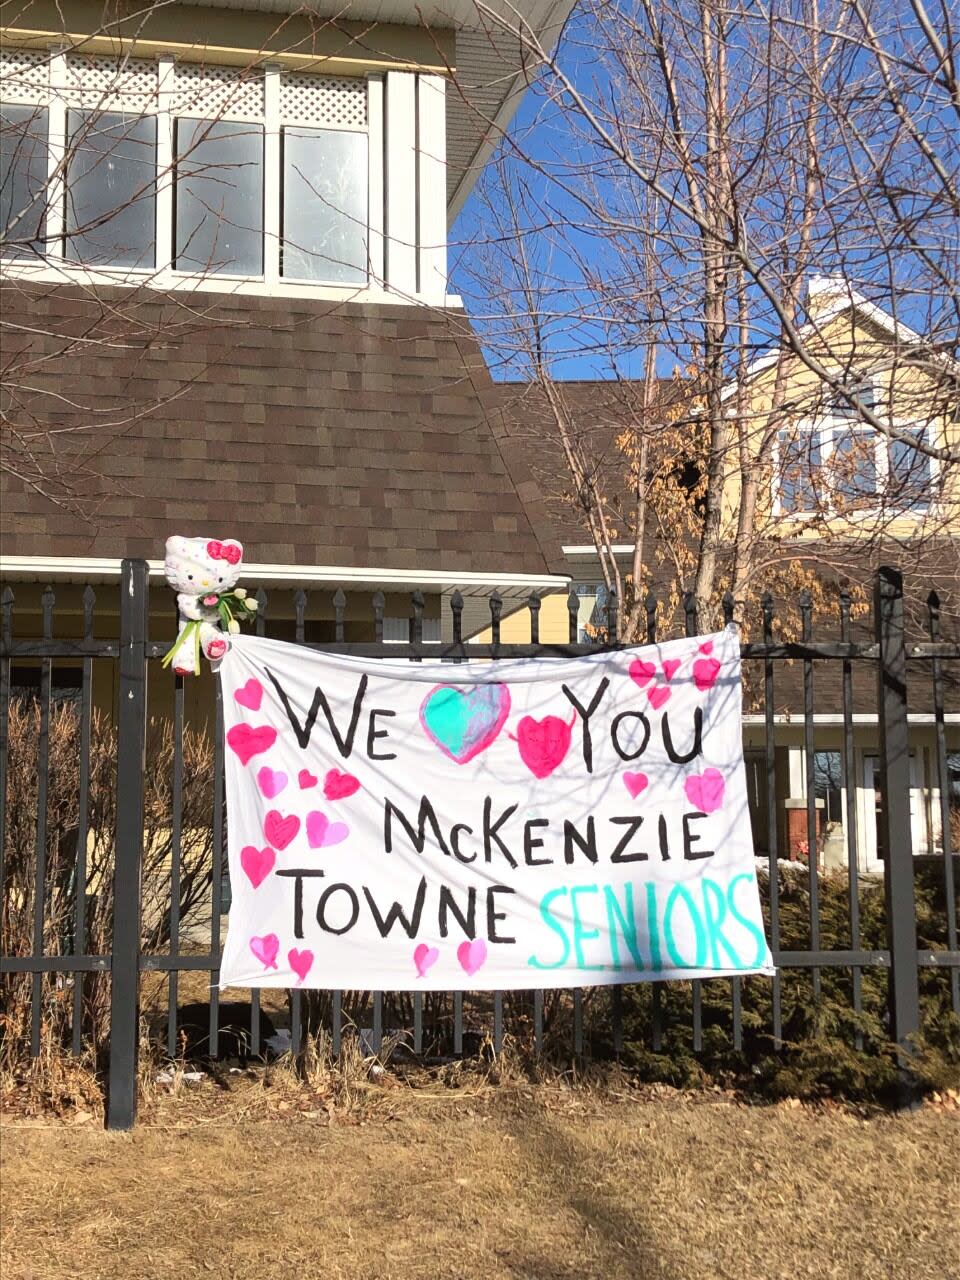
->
(218, 628, 774, 990)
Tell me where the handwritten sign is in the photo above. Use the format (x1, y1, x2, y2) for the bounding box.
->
(218, 628, 773, 990)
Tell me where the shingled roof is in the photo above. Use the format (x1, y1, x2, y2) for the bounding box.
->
(0, 283, 564, 580)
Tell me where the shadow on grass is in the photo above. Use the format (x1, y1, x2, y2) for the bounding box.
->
(494, 1105, 683, 1280)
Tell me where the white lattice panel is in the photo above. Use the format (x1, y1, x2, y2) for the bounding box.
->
(0, 49, 50, 106)
(60, 55, 158, 112)
(172, 64, 264, 122)
(279, 74, 367, 128)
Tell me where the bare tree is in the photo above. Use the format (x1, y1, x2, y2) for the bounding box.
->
(453, 0, 959, 632)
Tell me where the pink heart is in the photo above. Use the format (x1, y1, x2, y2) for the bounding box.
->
(693, 656, 722, 692)
(623, 771, 649, 799)
(240, 844, 275, 889)
(699, 641, 714, 655)
(684, 768, 726, 814)
(306, 811, 350, 849)
(288, 948, 314, 985)
(323, 769, 361, 801)
(647, 685, 671, 710)
(263, 809, 300, 851)
(457, 938, 487, 977)
(249, 933, 279, 970)
(298, 769, 318, 790)
(662, 658, 681, 681)
(413, 943, 440, 978)
(516, 713, 574, 780)
(629, 659, 656, 689)
(257, 767, 288, 800)
(234, 678, 263, 711)
(226, 723, 277, 767)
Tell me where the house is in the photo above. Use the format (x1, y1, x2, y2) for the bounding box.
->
(476, 279, 960, 872)
(0, 0, 575, 721)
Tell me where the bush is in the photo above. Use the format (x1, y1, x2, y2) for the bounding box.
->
(614, 862, 960, 1100)
(1, 698, 216, 1073)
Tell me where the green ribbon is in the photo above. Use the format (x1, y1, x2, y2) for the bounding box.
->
(161, 619, 202, 671)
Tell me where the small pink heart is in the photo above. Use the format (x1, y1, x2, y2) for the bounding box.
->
(662, 658, 681, 681)
(263, 809, 300, 851)
(288, 948, 314, 985)
(257, 766, 288, 800)
(234, 678, 263, 711)
(515, 713, 574, 780)
(250, 933, 279, 970)
(623, 771, 649, 799)
(684, 768, 725, 814)
(413, 943, 440, 978)
(323, 769, 361, 801)
(457, 938, 487, 977)
(629, 659, 656, 689)
(693, 656, 722, 692)
(647, 685, 671, 711)
(240, 844, 275, 889)
(306, 811, 350, 849)
(699, 641, 714, 655)
(226, 723, 277, 767)
(298, 769, 318, 790)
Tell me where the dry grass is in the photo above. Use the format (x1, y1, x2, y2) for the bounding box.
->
(2, 1075, 957, 1280)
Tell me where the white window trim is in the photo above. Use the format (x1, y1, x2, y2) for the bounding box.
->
(1, 50, 452, 302)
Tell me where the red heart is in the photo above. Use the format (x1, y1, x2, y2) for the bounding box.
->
(647, 685, 671, 711)
(234, 678, 263, 711)
(516, 713, 574, 780)
(298, 769, 318, 790)
(226, 723, 277, 766)
(263, 809, 300, 851)
(629, 659, 656, 689)
(623, 771, 649, 799)
(693, 656, 722, 692)
(323, 769, 361, 801)
(699, 641, 714, 655)
(662, 658, 681, 681)
(288, 948, 314, 985)
(240, 845, 275, 889)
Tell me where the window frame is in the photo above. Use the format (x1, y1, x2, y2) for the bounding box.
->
(0, 49, 377, 295)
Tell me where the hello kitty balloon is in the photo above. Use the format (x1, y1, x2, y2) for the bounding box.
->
(163, 535, 255, 675)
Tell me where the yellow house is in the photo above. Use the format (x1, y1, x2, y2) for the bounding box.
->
(472, 277, 960, 872)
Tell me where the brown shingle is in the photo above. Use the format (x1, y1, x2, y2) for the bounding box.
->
(0, 284, 563, 578)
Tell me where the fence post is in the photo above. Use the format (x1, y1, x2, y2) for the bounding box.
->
(875, 566, 920, 1077)
(107, 558, 149, 1130)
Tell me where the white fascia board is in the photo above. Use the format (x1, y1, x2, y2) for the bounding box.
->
(0, 555, 570, 597)
(562, 544, 635, 557)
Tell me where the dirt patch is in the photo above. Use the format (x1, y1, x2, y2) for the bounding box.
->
(2, 1083, 957, 1280)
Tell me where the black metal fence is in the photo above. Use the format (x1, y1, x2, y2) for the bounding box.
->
(1, 560, 958, 1130)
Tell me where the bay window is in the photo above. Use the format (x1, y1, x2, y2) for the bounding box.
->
(1, 103, 48, 257)
(174, 118, 264, 276)
(65, 110, 156, 268)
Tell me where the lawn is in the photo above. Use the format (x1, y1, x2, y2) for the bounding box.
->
(1, 1078, 957, 1280)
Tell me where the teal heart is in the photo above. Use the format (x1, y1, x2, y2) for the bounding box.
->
(419, 684, 511, 764)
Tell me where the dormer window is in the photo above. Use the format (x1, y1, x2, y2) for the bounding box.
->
(775, 374, 937, 517)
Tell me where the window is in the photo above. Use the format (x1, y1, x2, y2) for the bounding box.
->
(889, 430, 934, 511)
(282, 127, 367, 283)
(778, 428, 822, 515)
(1, 103, 48, 258)
(174, 118, 264, 276)
(1, 51, 376, 291)
(828, 379, 875, 419)
(830, 425, 877, 507)
(574, 582, 607, 643)
(65, 110, 156, 267)
(383, 616, 441, 643)
(813, 751, 843, 824)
